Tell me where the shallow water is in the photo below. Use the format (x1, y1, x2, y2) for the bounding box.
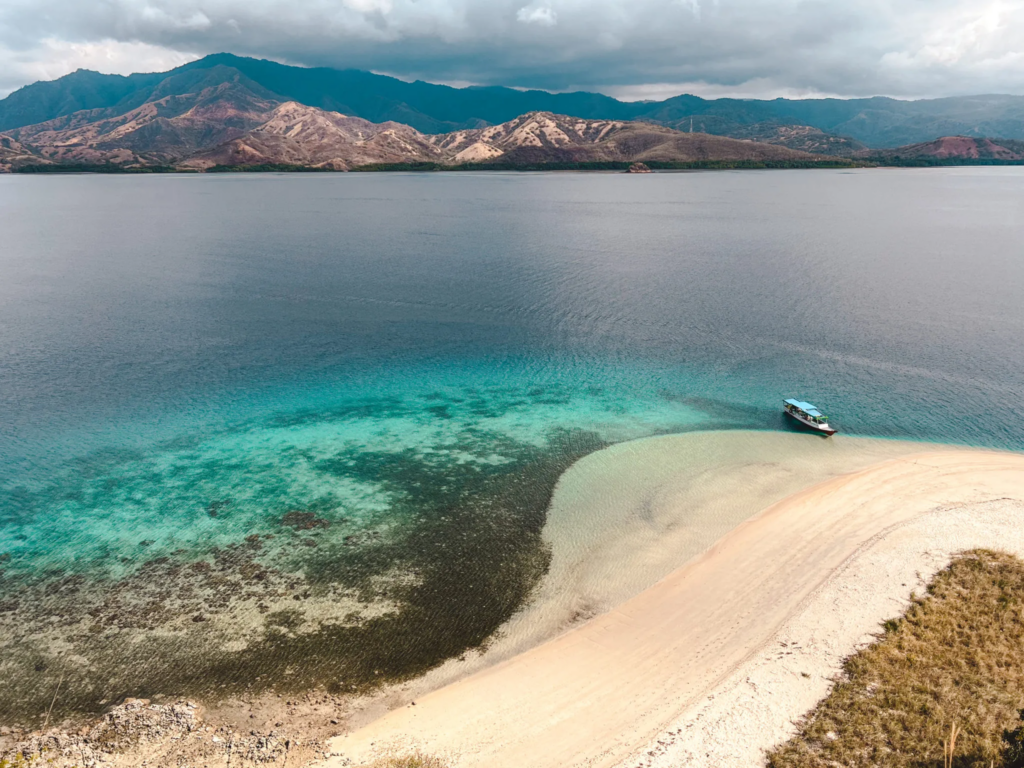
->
(2, 168, 1023, 722)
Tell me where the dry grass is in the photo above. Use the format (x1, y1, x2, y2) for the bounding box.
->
(768, 549, 1024, 768)
(366, 750, 450, 768)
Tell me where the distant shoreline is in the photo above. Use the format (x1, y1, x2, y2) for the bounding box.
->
(10, 157, 1024, 174)
(9, 159, 857, 174)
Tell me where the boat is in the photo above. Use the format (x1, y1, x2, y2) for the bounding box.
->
(783, 398, 837, 436)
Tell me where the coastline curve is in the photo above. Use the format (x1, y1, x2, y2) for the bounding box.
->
(326, 434, 1024, 766)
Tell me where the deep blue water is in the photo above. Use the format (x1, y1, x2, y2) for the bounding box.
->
(1, 168, 1023, 720)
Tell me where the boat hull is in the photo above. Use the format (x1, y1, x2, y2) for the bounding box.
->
(784, 409, 837, 436)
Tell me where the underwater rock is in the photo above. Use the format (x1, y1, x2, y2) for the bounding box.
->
(206, 500, 230, 518)
(0, 421, 606, 725)
(280, 511, 331, 530)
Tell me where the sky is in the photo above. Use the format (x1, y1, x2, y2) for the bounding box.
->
(1, 0, 1023, 100)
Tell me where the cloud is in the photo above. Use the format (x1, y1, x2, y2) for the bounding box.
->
(0, 38, 198, 95)
(678, 0, 702, 21)
(516, 4, 557, 27)
(1, 0, 1024, 99)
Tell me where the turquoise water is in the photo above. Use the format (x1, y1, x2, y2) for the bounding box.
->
(2, 168, 1024, 722)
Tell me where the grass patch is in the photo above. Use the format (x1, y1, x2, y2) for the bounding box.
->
(769, 549, 1024, 767)
(367, 750, 449, 768)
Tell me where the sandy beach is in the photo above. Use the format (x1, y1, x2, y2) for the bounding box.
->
(324, 433, 1024, 768)
(336, 431, 930, 732)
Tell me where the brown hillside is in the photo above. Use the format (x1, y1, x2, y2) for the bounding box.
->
(429, 112, 824, 165)
(0, 133, 48, 171)
(8, 77, 279, 166)
(3, 99, 834, 171)
(188, 109, 825, 170)
(862, 135, 1024, 161)
(181, 102, 442, 170)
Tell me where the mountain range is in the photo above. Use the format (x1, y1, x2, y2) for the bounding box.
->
(1, 53, 1023, 172)
(0, 88, 825, 172)
(184, 106, 819, 170)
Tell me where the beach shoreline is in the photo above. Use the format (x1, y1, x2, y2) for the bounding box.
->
(627, 494, 1024, 768)
(323, 434, 1024, 768)
(6, 430, 1022, 768)
(336, 430, 937, 733)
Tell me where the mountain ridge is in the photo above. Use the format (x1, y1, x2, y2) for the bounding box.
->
(0, 96, 833, 172)
(179, 101, 444, 170)
(423, 112, 823, 167)
(4, 53, 1024, 148)
(182, 109, 827, 170)
(7, 73, 281, 167)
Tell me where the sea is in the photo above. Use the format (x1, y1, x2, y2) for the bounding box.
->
(2, 167, 1023, 722)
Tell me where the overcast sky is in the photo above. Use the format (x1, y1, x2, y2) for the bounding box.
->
(1, 0, 1023, 100)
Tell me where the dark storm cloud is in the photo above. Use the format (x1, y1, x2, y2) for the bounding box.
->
(1, 0, 1023, 98)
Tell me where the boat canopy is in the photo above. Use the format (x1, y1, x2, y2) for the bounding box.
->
(784, 398, 826, 418)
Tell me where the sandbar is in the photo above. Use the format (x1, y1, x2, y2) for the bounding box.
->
(324, 432, 1024, 767)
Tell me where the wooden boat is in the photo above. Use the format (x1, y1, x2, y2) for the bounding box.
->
(783, 398, 837, 436)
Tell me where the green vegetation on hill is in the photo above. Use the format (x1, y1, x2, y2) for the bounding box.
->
(205, 163, 334, 173)
(4, 53, 1024, 147)
(865, 156, 1024, 167)
(11, 159, 862, 175)
(769, 549, 1024, 768)
(12, 163, 182, 174)
(353, 159, 862, 172)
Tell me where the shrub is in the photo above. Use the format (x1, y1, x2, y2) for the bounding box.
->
(1004, 709, 1024, 768)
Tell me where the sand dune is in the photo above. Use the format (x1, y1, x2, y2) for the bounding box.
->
(323, 435, 1024, 768)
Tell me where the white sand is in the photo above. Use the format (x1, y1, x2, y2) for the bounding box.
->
(624, 497, 1024, 768)
(532, 431, 937, 635)
(340, 431, 928, 730)
(322, 433, 1024, 768)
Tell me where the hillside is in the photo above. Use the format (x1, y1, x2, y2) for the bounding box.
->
(860, 135, 1024, 164)
(6, 71, 1021, 173)
(180, 102, 442, 170)
(0, 133, 45, 170)
(8, 73, 279, 167)
(185, 110, 826, 170)
(657, 119, 867, 155)
(427, 112, 823, 166)
(4, 54, 1024, 148)
(0, 75, 833, 173)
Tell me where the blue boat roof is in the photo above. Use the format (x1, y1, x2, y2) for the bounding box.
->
(785, 398, 825, 417)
